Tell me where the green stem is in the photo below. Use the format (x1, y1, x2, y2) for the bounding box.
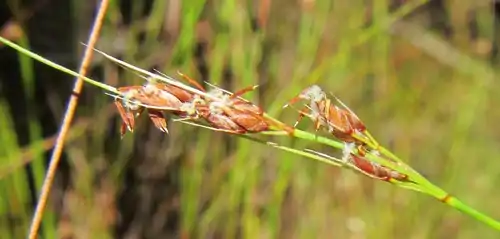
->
(262, 117, 500, 231)
(0, 37, 118, 94)
(1, 35, 499, 231)
(239, 135, 343, 168)
(447, 196, 500, 230)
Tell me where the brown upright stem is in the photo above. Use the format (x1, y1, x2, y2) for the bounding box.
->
(27, 0, 109, 238)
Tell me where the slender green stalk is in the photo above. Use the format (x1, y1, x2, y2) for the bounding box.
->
(448, 197, 500, 230)
(0, 37, 118, 94)
(262, 118, 500, 231)
(1, 35, 499, 231)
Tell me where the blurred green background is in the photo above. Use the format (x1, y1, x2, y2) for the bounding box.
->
(1, 0, 500, 238)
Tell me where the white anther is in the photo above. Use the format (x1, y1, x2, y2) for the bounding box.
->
(300, 85, 326, 102)
(143, 83, 158, 95)
(342, 142, 356, 163)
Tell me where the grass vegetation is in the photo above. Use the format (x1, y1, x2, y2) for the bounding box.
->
(1, 0, 500, 238)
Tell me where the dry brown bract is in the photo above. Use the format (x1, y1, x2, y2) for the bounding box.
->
(113, 72, 281, 136)
(346, 149, 408, 182)
(286, 85, 410, 182)
(284, 85, 367, 143)
(114, 82, 195, 137)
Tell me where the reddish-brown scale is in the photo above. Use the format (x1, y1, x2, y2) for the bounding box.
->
(223, 108, 270, 132)
(114, 82, 197, 136)
(192, 103, 247, 134)
(125, 85, 184, 108)
(147, 109, 168, 133)
(176, 71, 207, 92)
(286, 85, 367, 143)
(219, 89, 294, 133)
(177, 72, 274, 133)
(231, 99, 264, 115)
(228, 85, 265, 115)
(114, 72, 268, 136)
(350, 154, 409, 182)
(114, 100, 137, 137)
(205, 113, 247, 133)
(178, 71, 265, 116)
(156, 83, 196, 103)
